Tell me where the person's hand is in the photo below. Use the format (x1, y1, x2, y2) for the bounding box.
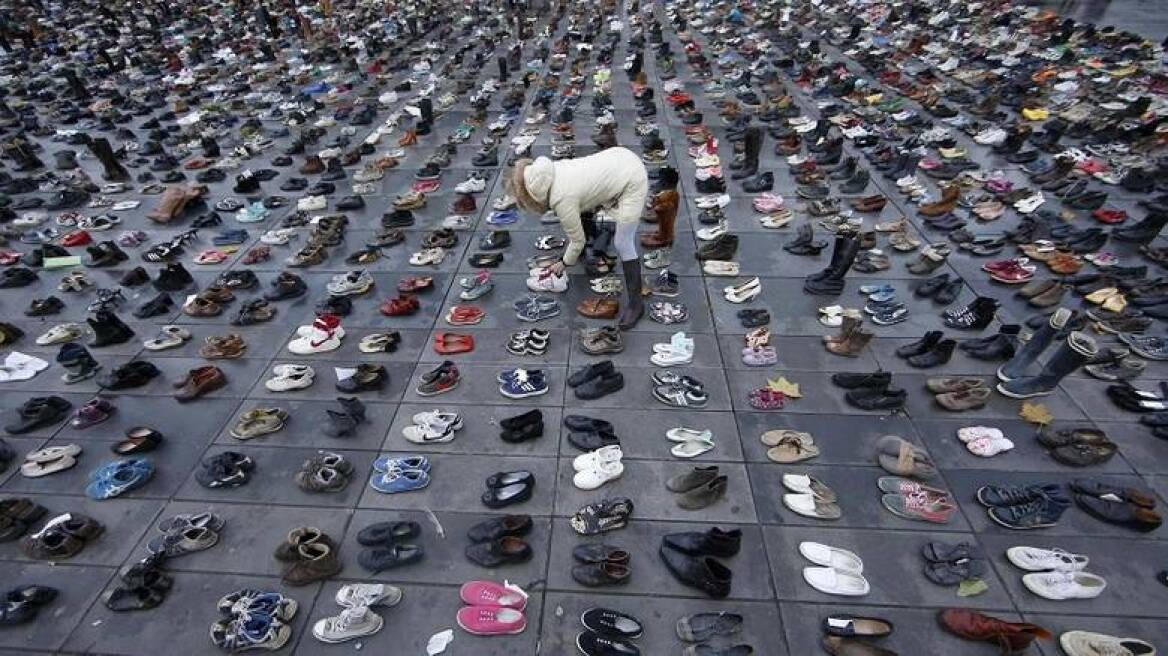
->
(546, 260, 566, 276)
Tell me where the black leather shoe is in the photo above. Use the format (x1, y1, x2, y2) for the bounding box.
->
(658, 544, 732, 598)
(661, 527, 741, 558)
(830, 371, 891, 389)
(467, 515, 533, 543)
(906, 339, 956, 368)
(895, 331, 942, 358)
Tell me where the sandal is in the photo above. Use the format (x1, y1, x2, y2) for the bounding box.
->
(569, 497, 634, 535)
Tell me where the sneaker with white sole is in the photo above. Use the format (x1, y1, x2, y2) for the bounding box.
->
(1006, 546, 1089, 572)
(573, 460, 625, 490)
(526, 270, 568, 293)
(335, 583, 402, 609)
(1021, 571, 1106, 600)
(312, 606, 384, 643)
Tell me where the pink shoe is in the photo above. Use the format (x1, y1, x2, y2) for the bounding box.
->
(456, 606, 527, 636)
(752, 193, 785, 213)
(458, 580, 528, 610)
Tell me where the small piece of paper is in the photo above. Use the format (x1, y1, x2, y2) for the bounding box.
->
(426, 629, 453, 655)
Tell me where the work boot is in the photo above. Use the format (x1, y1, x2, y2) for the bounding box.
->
(87, 310, 135, 347)
(997, 331, 1096, 399)
(1114, 212, 1167, 243)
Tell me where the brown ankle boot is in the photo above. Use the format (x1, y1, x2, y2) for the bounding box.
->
(823, 315, 861, 346)
(147, 186, 192, 223)
(300, 155, 324, 175)
(825, 328, 872, 357)
(398, 129, 418, 147)
(938, 609, 1051, 654)
(919, 184, 961, 217)
(641, 190, 679, 248)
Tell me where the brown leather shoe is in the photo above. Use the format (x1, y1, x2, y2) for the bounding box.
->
(199, 334, 246, 359)
(174, 366, 227, 402)
(282, 541, 342, 586)
(577, 296, 619, 319)
(300, 155, 325, 175)
(938, 609, 1051, 654)
(826, 329, 873, 357)
(822, 636, 897, 655)
(851, 195, 887, 213)
(919, 185, 960, 217)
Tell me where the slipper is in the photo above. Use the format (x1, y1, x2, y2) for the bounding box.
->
(21, 453, 79, 478)
(799, 542, 864, 572)
(784, 493, 842, 519)
(803, 567, 870, 596)
(875, 435, 938, 479)
(781, 474, 837, 503)
(434, 332, 475, 354)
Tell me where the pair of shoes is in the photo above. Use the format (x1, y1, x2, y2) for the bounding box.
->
(568, 361, 625, 399)
(976, 483, 1070, 529)
(312, 583, 400, 643)
(211, 589, 298, 651)
(832, 371, 905, 411)
(466, 515, 534, 568)
(295, 452, 354, 493)
(658, 526, 739, 598)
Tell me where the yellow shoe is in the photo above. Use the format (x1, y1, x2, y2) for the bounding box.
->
(1102, 293, 1127, 313)
(1022, 107, 1050, 121)
(1084, 287, 1119, 304)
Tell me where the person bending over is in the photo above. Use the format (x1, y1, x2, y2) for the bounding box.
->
(510, 146, 649, 329)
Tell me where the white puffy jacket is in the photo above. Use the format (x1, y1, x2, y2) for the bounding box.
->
(523, 147, 649, 265)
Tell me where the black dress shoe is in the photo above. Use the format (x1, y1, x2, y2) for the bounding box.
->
(465, 537, 533, 567)
(357, 544, 424, 571)
(575, 373, 625, 400)
(572, 561, 631, 586)
(563, 415, 614, 433)
(467, 515, 533, 543)
(482, 472, 534, 508)
(568, 361, 616, 388)
(661, 527, 741, 558)
(906, 339, 956, 368)
(659, 543, 732, 598)
(831, 371, 891, 389)
(573, 544, 631, 564)
(569, 430, 621, 451)
(846, 385, 906, 410)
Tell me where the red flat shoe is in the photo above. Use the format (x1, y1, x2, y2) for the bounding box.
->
(397, 276, 433, 293)
(61, 230, 92, 247)
(380, 294, 419, 316)
(1092, 208, 1127, 224)
(434, 332, 475, 354)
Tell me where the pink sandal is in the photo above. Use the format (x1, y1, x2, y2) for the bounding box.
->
(748, 388, 785, 410)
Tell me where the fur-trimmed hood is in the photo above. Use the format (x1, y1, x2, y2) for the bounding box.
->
(510, 157, 553, 214)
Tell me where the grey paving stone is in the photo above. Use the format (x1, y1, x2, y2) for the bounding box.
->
(63, 572, 317, 656)
(763, 525, 1016, 610)
(541, 591, 784, 654)
(546, 518, 775, 601)
(0, 561, 114, 651)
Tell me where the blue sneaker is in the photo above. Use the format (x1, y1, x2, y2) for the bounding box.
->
(86, 458, 153, 499)
(487, 210, 519, 226)
(369, 468, 431, 493)
(499, 370, 549, 398)
(496, 368, 545, 384)
(371, 454, 431, 473)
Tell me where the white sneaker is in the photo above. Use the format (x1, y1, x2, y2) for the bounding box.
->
(696, 221, 728, 241)
(335, 583, 402, 609)
(1022, 571, 1106, 600)
(573, 445, 623, 472)
(297, 195, 327, 211)
(1006, 547, 1089, 572)
(526, 271, 568, 293)
(326, 270, 374, 296)
(1059, 631, 1155, 656)
(455, 177, 486, 194)
(36, 323, 82, 345)
(266, 365, 315, 391)
(573, 460, 624, 490)
(312, 606, 384, 644)
(650, 331, 695, 366)
(288, 328, 341, 354)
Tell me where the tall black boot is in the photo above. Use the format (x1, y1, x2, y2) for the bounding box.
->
(10, 143, 44, 171)
(497, 56, 509, 81)
(1114, 212, 1167, 243)
(62, 69, 89, 101)
(617, 258, 644, 330)
(419, 98, 433, 125)
(201, 136, 220, 158)
(998, 308, 1074, 381)
(87, 137, 129, 181)
(732, 127, 762, 180)
(804, 235, 859, 295)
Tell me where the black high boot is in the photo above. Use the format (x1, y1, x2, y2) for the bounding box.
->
(997, 307, 1074, 381)
(805, 234, 849, 282)
(731, 127, 762, 180)
(998, 331, 1096, 398)
(62, 69, 90, 101)
(419, 98, 433, 125)
(201, 136, 220, 158)
(804, 235, 860, 295)
(10, 143, 44, 171)
(87, 137, 129, 181)
(497, 56, 508, 81)
(617, 258, 644, 330)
